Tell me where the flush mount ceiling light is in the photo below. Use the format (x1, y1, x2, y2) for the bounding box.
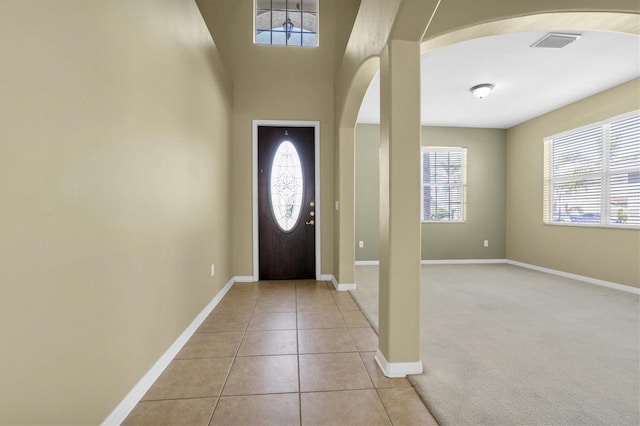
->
(470, 83, 494, 99)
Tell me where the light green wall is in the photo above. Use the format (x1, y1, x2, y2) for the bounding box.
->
(507, 79, 640, 288)
(355, 124, 507, 261)
(0, 1, 233, 424)
(355, 124, 381, 260)
(421, 127, 507, 259)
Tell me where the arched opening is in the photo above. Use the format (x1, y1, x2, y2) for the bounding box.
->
(341, 9, 639, 289)
(338, 9, 639, 425)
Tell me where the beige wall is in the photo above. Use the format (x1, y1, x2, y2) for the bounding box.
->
(355, 124, 507, 261)
(197, 0, 359, 277)
(507, 79, 640, 288)
(2, 0, 638, 423)
(0, 1, 233, 424)
(335, 0, 400, 128)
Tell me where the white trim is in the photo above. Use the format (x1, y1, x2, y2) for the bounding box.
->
(357, 259, 506, 266)
(329, 275, 356, 291)
(355, 260, 380, 266)
(252, 120, 322, 281)
(356, 258, 638, 294)
(506, 260, 640, 295)
(543, 222, 640, 230)
(421, 147, 468, 223)
(313, 123, 321, 280)
(330, 275, 337, 287)
(101, 278, 236, 426)
(318, 274, 333, 282)
(421, 259, 506, 265)
(252, 121, 259, 282)
(233, 275, 255, 283)
(374, 349, 423, 378)
(543, 110, 640, 230)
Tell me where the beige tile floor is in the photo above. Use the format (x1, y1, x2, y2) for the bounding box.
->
(123, 280, 438, 426)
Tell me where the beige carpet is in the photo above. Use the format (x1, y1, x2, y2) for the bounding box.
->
(352, 264, 640, 426)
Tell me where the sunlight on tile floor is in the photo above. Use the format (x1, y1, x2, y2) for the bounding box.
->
(123, 280, 437, 426)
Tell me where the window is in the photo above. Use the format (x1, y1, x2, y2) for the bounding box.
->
(544, 111, 640, 228)
(270, 141, 304, 231)
(255, 0, 318, 47)
(421, 147, 467, 222)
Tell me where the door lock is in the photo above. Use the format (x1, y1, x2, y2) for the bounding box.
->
(305, 220, 315, 226)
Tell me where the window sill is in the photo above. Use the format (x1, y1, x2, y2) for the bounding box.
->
(543, 222, 640, 230)
(422, 221, 466, 224)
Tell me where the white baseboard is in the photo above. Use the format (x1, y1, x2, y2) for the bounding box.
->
(505, 260, 640, 295)
(357, 259, 505, 266)
(101, 277, 236, 426)
(374, 349, 423, 378)
(329, 275, 356, 291)
(421, 259, 507, 265)
(318, 274, 333, 282)
(355, 258, 638, 295)
(233, 275, 255, 283)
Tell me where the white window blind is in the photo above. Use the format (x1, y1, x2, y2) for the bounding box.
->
(544, 111, 640, 228)
(421, 147, 467, 222)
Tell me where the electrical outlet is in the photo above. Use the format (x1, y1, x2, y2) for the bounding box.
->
(483, 240, 489, 248)
(210, 264, 215, 277)
(359, 241, 364, 248)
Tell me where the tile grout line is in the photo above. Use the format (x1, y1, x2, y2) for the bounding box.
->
(204, 386, 402, 398)
(337, 292, 393, 424)
(137, 395, 221, 403)
(129, 281, 408, 425)
(295, 281, 303, 426)
(206, 398, 219, 426)
(207, 286, 260, 425)
(348, 288, 440, 424)
(374, 387, 396, 426)
(344, 292, 393, 425)
(209, 281, 385, 425)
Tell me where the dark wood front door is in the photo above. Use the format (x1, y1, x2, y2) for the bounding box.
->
(258, 126, 315, 280)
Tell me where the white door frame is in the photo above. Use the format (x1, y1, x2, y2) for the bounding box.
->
(252, 120, 321, 281)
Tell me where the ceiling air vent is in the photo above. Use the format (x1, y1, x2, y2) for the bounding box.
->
(531, 33, 582, 49)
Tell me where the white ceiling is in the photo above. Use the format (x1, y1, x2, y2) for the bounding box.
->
(356, 30, 640, 129)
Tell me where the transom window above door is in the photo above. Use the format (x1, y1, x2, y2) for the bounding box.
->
(255, 0, 318, 47)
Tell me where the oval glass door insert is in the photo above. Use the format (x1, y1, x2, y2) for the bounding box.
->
(270, 141, 304, 231)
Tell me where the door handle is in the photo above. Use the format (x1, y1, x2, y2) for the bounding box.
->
(305, 220, 315, 226)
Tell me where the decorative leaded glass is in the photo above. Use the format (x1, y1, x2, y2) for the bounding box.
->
(255, 0, 318, 47)
(270, 141, 304, 231)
